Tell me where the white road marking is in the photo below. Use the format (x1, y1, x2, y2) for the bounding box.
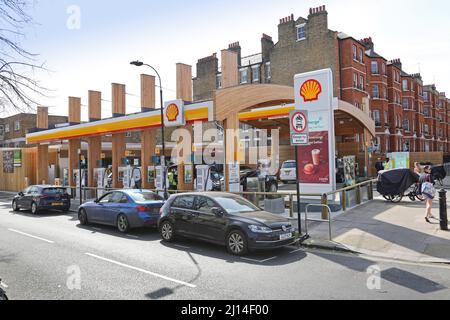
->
(84, 253, 197, 288)
(241, 256, 278, 263)
(8, 229, 55, 244)
(290, 248, 304, 254)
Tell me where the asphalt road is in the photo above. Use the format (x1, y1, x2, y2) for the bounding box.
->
(1, 192, 450, 300)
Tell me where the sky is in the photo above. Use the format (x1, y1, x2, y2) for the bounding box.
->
(1, 0, 450, 120)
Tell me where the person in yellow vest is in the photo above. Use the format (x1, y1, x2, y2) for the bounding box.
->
(168, 169, 177, 191)
(384, 158, 392, 170)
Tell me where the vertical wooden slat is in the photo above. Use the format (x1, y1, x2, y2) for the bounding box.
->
(141, 74, 157, 189)
(112, 83, 126, 188)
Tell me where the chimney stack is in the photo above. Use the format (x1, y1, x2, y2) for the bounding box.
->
(228, 41, 241, 66)
(360, 37, 374, 51)
(261, 33, 274, 62)
(308, 5, 327, 17)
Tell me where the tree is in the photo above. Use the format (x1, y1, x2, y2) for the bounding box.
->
(0, 0, 47, 112)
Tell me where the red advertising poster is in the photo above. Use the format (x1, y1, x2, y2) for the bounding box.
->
(297, 131, 330, 184)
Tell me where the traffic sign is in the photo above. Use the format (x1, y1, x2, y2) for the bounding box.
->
(290, 110, 309, 146)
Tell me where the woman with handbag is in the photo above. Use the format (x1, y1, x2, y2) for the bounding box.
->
(420, 166, 436, 223)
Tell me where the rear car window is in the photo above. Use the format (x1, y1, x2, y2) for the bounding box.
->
(43, 188, 67, 195)
(172, 196, 195, 210)
(129, 192, 163, 202)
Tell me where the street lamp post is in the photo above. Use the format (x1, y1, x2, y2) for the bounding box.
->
(130, 60, 168, 198)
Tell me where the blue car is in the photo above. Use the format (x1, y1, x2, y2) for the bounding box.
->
(78, 190, 164, 233)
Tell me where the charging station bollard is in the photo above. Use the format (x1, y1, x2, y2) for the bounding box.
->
(439, 189, 449, 231)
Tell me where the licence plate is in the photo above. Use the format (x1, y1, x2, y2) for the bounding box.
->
(280, 233, 293, 241)
(52, 203, 64, 206)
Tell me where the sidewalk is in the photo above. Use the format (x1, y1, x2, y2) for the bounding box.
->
(304, 193, 450, 264)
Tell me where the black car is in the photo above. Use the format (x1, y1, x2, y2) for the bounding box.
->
(158, 192, 296, 256)
(12, 185, 71, 215)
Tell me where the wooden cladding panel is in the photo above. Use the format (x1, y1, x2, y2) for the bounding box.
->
(37, 107, 48, 129)
(141, 74, 156, 110)
(88, 91, 102, 120)
(221, 50, 239, 89)
(176, 63, 193, 102)
(112, 83, 126, 115)
(69, 97, 81, 123)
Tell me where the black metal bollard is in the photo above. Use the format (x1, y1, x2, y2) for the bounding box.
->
(439, 189, 449, 231)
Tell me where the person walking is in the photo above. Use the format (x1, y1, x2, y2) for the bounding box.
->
(420, 166, 437, 223)
(414, 162, 422, 175)
(384, 158, 392, 170)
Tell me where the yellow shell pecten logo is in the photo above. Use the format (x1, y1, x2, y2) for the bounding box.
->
(166, 103, 180, 122)
(300, 79, 322, 102)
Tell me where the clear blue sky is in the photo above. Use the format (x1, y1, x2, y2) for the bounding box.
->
(4, 0, 450, 119)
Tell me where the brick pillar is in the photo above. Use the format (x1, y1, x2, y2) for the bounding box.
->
(112, 83, 126, 188)
(140, 74, 157, 189)
(36, 107, 49, 184)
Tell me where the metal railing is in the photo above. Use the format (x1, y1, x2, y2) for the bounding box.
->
(305, 204, 332, 240)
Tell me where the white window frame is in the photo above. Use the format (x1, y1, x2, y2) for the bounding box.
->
(372, 85, 379, 99)
(239, 68, 248, 84)
(372, 110, 381, 126)
(251, 65, 260, 83)
(265, 62, 271, 80)
(384, 111, 389, 125)
(352, 45, 357, 61)
(359, 75, 364, 90)
(402, 79, 408, 91)
(371, 61, 379, 74)
(296, 24, 306, 41)
(353, 73, 358, 88)
(14, 120, 20, 131)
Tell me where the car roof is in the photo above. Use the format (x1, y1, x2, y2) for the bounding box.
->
(172, 192, 237, 198)
(31, 185, 67, 188)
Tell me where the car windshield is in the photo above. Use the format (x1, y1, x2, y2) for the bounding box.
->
(43, 188, 66, 195)
(214, 196, 260, 214)
(282, 162, 296, 169)
(129, 192, 163, 202)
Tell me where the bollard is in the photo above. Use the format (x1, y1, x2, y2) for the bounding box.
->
(439, 189, 449, 231)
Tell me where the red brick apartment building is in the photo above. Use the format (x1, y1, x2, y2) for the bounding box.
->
(193, 5, 450, 157)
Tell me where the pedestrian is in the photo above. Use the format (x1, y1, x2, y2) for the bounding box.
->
(414, 162, 423, 175)
(375, 160, 384, 174)
(384, 158, 391, 170)
(420, 165, 437, 223)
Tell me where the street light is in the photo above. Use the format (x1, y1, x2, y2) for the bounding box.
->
(130, 60, 168, 198)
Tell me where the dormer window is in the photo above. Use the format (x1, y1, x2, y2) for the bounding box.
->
(296, 24, 306, 41)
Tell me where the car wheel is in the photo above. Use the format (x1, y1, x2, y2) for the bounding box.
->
(78, 209, 89, 225)
(117, 214, 130, 233)
(12, 200, 19, 212)
(160, 220, 175, 242)
(31, 202, 39, 215)
(226, 230, 248, 256)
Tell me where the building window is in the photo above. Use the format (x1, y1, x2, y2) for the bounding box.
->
(5, 124, 10, 133)
(296, 24, 306, 41)
(125, 131, 132, 138)
(252, 66, 260, 83)
(0, 125, 3, 135)
(352, 45, 357, 60)
(384, 111, 389, 126)
(353, 73, 358, 88)
(355, 101, 360, 109)
(239, 68, 248, 84)
(265, 62, 271, 80)
(383, 86, 388, 99)
(14, 121, 20, 131)
(424, 124, 429, 134)
(372, 85, 379, 99)
(402, 79, 408, 91)
(382, 63, 386, 75)
(423, 92, 429, 101)
(403, 119, 410, 132)
(216, 74, 222, 89)
(359, 48, 364, 63)
(424, 107, 430, 117)
(402, 98, 409, 110)
(371, 61, 379, 74)
(372, 110, 381, 127)
(359, 75, 364, 90)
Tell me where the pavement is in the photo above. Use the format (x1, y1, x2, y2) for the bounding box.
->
(2, 191, 450, 299)
(304, 191, 450, 264)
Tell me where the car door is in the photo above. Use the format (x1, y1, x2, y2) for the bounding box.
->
(91, 192, 114, 222)
(25, 186, 39, 209)
(97, 192, 124, 225)
(17, 187, 31, 208)
(192, 196, 228, 242)
(170, 195, 196, 235)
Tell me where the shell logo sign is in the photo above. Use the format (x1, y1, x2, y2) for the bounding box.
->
(164, 99, 185, 127)
(300, 79, 322, 102)
(166, 103, 180, 122)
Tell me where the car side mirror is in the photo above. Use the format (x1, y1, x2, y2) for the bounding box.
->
(18, 192, 24, 196)
(212, 207, 224, 217)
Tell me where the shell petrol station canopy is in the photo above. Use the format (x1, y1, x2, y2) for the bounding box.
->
(26, 100, 214, 144)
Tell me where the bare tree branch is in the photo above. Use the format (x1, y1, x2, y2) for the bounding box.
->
(0, 0, 47, 113)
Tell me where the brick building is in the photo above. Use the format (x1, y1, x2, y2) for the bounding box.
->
(193, 5, 450, 156)
(0, 113, 68, 148)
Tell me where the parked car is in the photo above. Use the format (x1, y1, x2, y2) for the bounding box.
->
(12, 185, 71, 215)
(158, 192, 296, 256)
(209, 165, 278, 192)
(279, 160, 297, 184)
(78, 190, 164, 233)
